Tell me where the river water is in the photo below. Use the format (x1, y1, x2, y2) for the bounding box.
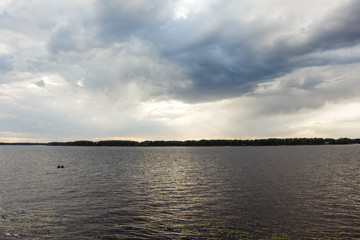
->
(0, 145, 359, 239)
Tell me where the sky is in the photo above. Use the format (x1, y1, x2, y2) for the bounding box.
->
(1, 0, 360, 142)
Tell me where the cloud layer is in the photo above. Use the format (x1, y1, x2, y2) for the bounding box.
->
(1, 0, 360, 142)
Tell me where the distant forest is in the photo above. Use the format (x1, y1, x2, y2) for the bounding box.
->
(0, 142, 46, 146)
(1, 138, 359, 147)
(45, 138, 360, 147)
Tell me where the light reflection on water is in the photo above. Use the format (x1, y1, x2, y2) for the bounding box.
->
(0, 145, 360, 239)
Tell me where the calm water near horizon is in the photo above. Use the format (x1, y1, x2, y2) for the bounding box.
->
(0, 145, 360, 239)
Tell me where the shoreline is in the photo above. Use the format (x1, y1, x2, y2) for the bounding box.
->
(1, 137, 359, 147)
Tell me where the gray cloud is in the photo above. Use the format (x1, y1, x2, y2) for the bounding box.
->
(90, 0, 360, 102)
(0, 54, 13, 72)
(95, 0, 173, 42)
(39, 0, 360, 103)
(48, 26, 83, 54)
(264, 1, 360, 66)
(309, 1, 360, 51)
(35, 80, 45, 88)
(249, 64, 360, 115)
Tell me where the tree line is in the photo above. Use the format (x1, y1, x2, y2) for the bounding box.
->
(0, 142, 47, 146)
(47, 138, 360, 147)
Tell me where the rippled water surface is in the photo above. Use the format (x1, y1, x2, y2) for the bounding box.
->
(1, 145, 360, 239)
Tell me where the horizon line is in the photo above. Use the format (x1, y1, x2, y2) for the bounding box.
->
(1, 137, 358, 145)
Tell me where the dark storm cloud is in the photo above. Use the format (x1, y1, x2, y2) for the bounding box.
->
(309, 1, 360, 51)
(93, 1, 267, 101)
(174, 0, 360, 101)
(265, 0, 360, 64)
(91, 0, 360, 102)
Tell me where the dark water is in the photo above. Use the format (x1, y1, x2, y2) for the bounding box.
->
(0, 145, 360, 239)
